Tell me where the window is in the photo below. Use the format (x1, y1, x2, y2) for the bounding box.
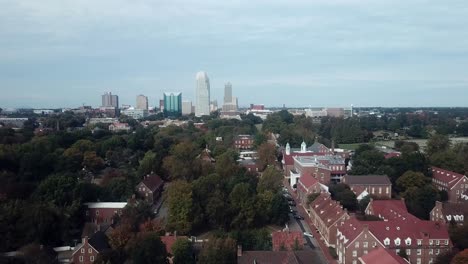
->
(386, 187, 389, 194)
(88, 248, 92, 253)
(352, 251, 357, 257)
(384, 238, 390, 246)
(417, 258, 421, 264)
(90, 256, 94, 262)
(436, 249, 440, 255)
(417, 249, 421, 255)
(436, 240, 440, 245)
(81, 249, 85, 253)
(355, 242, 359, 248)
(96, 210, 99, 216)
(79, 256, 83, 262)
(396, 249, 400, 254)
(395, 238, 401, 246)
(406, 249, 411, 255)
(363, 242, 368, 248)
(417, 239, 422, 245)
(379, 187, 382, 194)
(429, 249, 433, 255)
(445, 240, 449, 245)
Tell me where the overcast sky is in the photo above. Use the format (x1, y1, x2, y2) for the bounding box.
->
(1, 0, 468, 108)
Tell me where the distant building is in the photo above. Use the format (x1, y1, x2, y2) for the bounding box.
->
(222, 82, 238, 112)
(195, 71, 211, 117)
(0, 117, 28, 128)
(431, 167, 468, 202)
(84, 202, 127, 224)
(164, 92, 182, 116)
(159, 99, 165, 112)
(72, 231, 110, 264)
(88, 118, 118, 125)
(430, 201, 468, 226)
(238, 159, 260, 174)
(234, 135, 254, 150)
(101, 92, 119, 108)
(326, 108, 344, 117)
(108, 122, 131, 132)
(250, 104, 265, 110)
(33, 109, 55, 115)
(210, 100, 218, 112)
(121, 108, 148, 119)
(136, 95, 149, 110)
(182, 101, 193, 115)
(135, 174, 164, 204)
(272, 231, 304, 251)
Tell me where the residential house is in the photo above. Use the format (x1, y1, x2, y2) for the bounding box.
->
(359, 247, 409, 264)
(108, 122, 131, 132)
(198, 147, 215, 163)
(308, 193, 349, 247)
(430, 201, 468, 226)
(160, 233, 189, 263)
(238, 159, 261, 174)
(431, 167, 468, 202)
(136, 174, 164, 204)
(72, 231, 110, 264)
(342, 175, 392, 199)
(272, 231, 305, 251)
(85, 202, 127, 225)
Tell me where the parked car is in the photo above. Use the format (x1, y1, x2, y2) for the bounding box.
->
(293, 215, 304, 220)
(303, 232, 314, 238)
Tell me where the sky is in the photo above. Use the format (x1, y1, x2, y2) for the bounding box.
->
(1, 0, 468, 108)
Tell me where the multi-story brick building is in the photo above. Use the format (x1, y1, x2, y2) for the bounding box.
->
(308, 193, 349, 247)
(430, 201, 468, 226)
(342, 175, 392, 199)
(85, 202, 127, 225)
(365, 199, 418, 222)
(72, 231, 110, 264)
(135, 174, 164, 204)
(431, 167, 468, 203)
(359, 247, 409, 264)
(234, 135, 254, 150)
(297, 175, 324, 205)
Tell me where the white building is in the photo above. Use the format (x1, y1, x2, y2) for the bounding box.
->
(121, 108, 148, 119)
(195, 71, 210, 117)
(136, 95, 149, 110)
(182, 101, 193, 115)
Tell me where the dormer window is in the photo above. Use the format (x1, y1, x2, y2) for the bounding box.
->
(384, 238, 390, 246)
(395, 238, 401, 246)
(405, 238, 412, 246)
(417, 240, 422, 245)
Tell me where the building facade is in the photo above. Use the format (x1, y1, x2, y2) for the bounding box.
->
(182, 101, 193, 115)
(195, 71, 210, 117)
(234, 135, 254, 150)
(135, 174, 164, 204)
(85, 202, 127, 224)
(101, 92, 119, 108)
(342, 175, 392, 199)
(431, 167, 468, 202)
(163, 92, 182, 116)
(136, 95, 149, 110)
(430, 201, 468, 226)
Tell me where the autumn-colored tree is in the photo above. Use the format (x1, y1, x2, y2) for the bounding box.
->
(82, 151, 105, 172)
(109, 223, 134, 251)
(257, 166, 283, 194)
(163, 141, 200, 181)
(257, 142, 277, 171)
(452, 249, 468, 264)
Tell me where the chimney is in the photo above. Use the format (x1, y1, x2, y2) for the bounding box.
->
(237, 245, 242, 257)
(82, 236, 88, 244)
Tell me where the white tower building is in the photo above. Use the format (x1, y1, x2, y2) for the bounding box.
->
(195, 71, 211, 117)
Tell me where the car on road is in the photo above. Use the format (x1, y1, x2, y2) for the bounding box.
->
(303, 232, 314, 238)
(293, 215, 304, 220)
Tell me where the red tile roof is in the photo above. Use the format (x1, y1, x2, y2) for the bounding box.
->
(343, 175, 391, 185)
(384, 152, 401, 159)
(238, 251, 316, 264)
(298, 175, 319, 190)
(367, 199, 418, 222)
(282, 151, 318, 166)
(337, 217, 364, 247)
(310, 193, 348, 228)
(432, 167, 467, 189)
(272, 231, 304, 251)
(359, 247, 408, 264)
(141, 174, 164, 193)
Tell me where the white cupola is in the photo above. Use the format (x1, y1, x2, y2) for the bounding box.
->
(286, 143, 291, 155)
(301, 141, 307, 153)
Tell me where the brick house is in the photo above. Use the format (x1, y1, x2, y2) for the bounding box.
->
(238, 159, 261, 174)
(291, 156, 332, 187)
(135, 174, 164, 204)
(430, 201, 468, 225)
(271, 231, 305, 251)
(431, 167, 468, 203)
(234, 135, 254, 150)
(85, 202, 127, 225)
(297, 175, 324, 205)
(308, 193, 349, 247)
(342, 175, 392, 199)
(160, 234, 189, 263)
(72, 231, 110, 264)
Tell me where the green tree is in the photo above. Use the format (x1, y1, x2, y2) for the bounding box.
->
(138, 151, 159, 176)
(396, 171, 429, 193)
(131, 233, 168, 264)
(198, 237, 237, 264)
(426, 134, 451, 157)
(165, 181, 193, 234)
(256, 143, 277, 171)
(33, 173, 77, 207)
(82, 151, 105, 172)
(257, 166, 283, 194)
(229, 183, 256, 229)
(163, 141, 201, 181)
(172, 239, 194, 264)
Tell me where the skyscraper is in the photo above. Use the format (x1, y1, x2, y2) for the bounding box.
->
(182, 101, 193, 115)
(224, 82, 232, 104)
(164, 92, 182, 116)
(102, 92, 119, 108)
(195, 71, 210, 117)
(136, 95, 148, 110)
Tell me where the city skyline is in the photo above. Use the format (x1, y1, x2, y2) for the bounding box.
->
(1, 0, 468, 108)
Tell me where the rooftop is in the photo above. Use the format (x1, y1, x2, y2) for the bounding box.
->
(343, 175, 391, 185)
(432, 167, 467, 189)
(85, 202, 127, 209)
(359, 247, 409, 264)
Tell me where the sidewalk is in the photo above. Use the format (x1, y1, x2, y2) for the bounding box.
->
(285, 181, 338, 264)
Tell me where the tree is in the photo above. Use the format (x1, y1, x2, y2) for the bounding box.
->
(138, 151, 159, 176)
(307, 193, 320, 205)
(257, 166, 283, 194)
(404, 185, 439, 219)
(131, 233, 168, 264)
(198, 237, 237, 264)
(82, 151, 105, 172)
(257, 143, 277, 171)
(426, 134, 451, 157)
(452, 249, 468, 264)
(33, 173, 77, 207)
(172, 239, 194, 264)
(329, 184, 358, 211)
(358, 195, 371, 213)
(229, 183, 256, 229)
(269, 193, 289, 226)
(396, 171, 429, 193)
(398, 248, 409, 260)
(165, 181, 193, 234)
(457, 122, 468, 136)
(163, 141, 200, 181)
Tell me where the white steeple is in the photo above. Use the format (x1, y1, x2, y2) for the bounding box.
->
(301, 141, 307, 153)
(286, 143, 291, 155)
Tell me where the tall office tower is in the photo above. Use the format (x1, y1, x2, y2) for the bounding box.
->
(102, 92, 119, 108)
(164, 92, 182, 116)
(195, 71, 210, 117)
(182, 101, 193, 115)
(224, 82, 232, 104)
(136, 95, 149, 110)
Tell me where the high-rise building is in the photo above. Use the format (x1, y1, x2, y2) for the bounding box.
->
(195, 71, 210, 117)
(224, 82, 232, 104)
(164, 92, 182, 116)
(182, 101, 193, 115)
(102, 92, 119, 108)
(136, 95, 149, 110)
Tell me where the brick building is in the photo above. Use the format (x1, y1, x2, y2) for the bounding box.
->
(342, 175, 392, 199)
(359, 247, 409, 264)
(72, 231, 110, 264)
(238, 159, 261, 174)
(308, 193, 349, 247)
(430, 201, 468, 226)
(85, 202, 127, 225)
(136, 174, 164, 204)
(234, 135, 254, 150)
(296, 175, 324, 205)
(431, 167, 468, 202)
(271, 231, 305, 251)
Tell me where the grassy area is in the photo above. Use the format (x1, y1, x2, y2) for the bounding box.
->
(338, 143, 366, 151)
